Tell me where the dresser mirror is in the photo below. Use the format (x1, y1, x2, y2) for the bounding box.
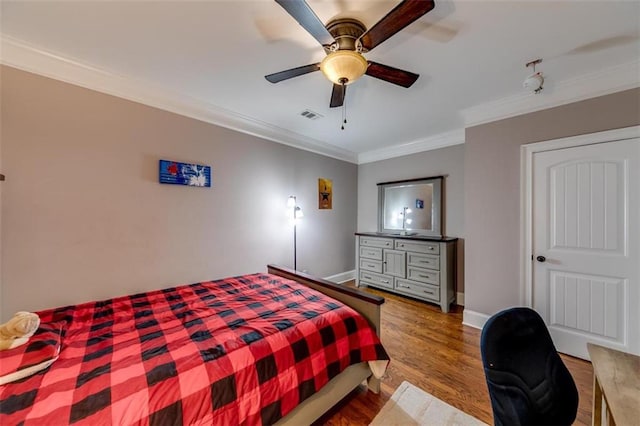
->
(377, 176, 443, 237)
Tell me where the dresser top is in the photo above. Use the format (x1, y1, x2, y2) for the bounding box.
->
(356, 232, 458, 242)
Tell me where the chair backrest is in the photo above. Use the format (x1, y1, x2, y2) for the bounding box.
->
(480, 307, 578, 426)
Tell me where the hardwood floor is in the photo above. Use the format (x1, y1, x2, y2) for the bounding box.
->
(315, 283, 594, 425)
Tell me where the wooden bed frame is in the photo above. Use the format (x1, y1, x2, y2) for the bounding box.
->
(267, 265, 386, 426)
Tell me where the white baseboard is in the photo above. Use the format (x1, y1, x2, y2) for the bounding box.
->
(324, 270, 356, 284)
(462, 309, 491, 330)
(456, 292, 465, 306)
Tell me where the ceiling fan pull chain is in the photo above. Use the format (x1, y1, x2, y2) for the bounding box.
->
(341, 82, 347, 130)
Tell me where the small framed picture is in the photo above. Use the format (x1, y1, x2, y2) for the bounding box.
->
(319, 178, 333, 209)
(416, 199, 424, 209)
(159, 160, 211, 187)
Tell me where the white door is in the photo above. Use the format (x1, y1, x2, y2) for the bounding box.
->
(533, 138, 639, 360)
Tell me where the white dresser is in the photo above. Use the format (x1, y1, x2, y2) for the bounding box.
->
(355, 232, 457, 313)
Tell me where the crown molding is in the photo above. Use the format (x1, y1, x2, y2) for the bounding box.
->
(0, 36, 358, 164)
(357, 128, 465, 164)
(462, 59, 640, 128)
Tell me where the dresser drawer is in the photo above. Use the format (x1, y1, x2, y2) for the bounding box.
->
(360, 271, 393, 290)
(395, 278, 440, 302)
(407, 266, 440, 285)
(359, 246, 383, 260)
(360, 258, 383, 273)
(394, 240, 440, 254)
(407, 252, 440, 270)
(360, 237, 393, 249)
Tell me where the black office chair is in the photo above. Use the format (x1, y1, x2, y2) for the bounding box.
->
(480, 307, 579, 426)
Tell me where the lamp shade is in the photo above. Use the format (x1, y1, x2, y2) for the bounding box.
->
(320, 50, 368, 85)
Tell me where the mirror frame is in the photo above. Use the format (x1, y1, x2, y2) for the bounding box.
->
(377, 176, 443, 237)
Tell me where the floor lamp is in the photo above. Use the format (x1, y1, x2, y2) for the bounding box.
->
(287, 196, 303, 270)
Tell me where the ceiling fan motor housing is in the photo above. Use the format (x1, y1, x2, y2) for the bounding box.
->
(325, 18, 367, 51)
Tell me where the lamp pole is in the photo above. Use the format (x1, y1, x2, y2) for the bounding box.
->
(288, 196, 302, 271)
(293, 214, 297, 271)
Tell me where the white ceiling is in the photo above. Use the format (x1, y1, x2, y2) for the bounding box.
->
(1, 0, 639, 162)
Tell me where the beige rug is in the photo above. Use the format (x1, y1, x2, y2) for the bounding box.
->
(370, 381, 488, 426)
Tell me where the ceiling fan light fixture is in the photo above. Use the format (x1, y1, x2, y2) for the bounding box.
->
(320, 50, 368, 85)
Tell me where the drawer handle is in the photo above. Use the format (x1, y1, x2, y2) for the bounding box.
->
(398, 284, 410, 289)
(428, 247, 434, 250)
(381, 280, 389, 284)
(367, 264, 375, 268)
(423, 290, 435, 295)
(363, 275, 372, 279)
(399, 243, 405, 247)
(385, 243, 390, 246)
(419, 274, 429, 278)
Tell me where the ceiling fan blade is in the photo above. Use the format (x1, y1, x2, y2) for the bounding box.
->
(360, 0, 435, 51)
(330, 84, 345, 108)
(265, 63, 321, 83)
(275, 0, 335, 46)
(366, 62, 419, 88)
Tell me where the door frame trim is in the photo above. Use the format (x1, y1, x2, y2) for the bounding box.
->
(520, 125, 640, 306)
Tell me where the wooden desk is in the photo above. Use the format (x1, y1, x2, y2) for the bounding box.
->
(587, 343, 640, 426)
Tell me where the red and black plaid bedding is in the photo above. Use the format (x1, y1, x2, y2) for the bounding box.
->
(0, 273, 388, 425)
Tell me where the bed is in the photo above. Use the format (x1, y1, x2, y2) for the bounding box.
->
(0, 265, 388, 425)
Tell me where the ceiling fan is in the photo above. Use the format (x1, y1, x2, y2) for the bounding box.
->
(265, 0, 436, 110)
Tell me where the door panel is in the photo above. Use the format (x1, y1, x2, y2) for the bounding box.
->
(550, 160, 624, 253)
(533, 138, 639, 359)
(549, 271, 625, 342)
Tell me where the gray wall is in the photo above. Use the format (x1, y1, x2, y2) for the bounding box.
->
(0, 66, 357, 320)
(464, 88, 640, 316)
(357, 144, 465, 292)
(3, 65, 636, 321)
